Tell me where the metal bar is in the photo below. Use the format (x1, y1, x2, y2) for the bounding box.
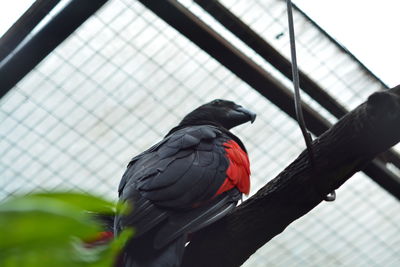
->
(384, 150, 400, 167)
(138, 0, 400, 200)
(0, 0, 61, 62)
(0, 0, 109, 99)
(364, 160, 400, 199)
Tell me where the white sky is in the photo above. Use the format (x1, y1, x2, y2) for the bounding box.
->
(0, 0, 35, 36)
(293, 0, 400, 87)
(0, 0, 398, 87)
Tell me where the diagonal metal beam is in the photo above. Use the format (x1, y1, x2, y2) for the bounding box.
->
(138, 0, 400, 199)
(0, 0, 109, 100)
(0, 0, 61, 62)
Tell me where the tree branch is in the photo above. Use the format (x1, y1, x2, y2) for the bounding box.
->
(182, 85, 400, 267)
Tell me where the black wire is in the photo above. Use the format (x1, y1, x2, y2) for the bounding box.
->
(286, 0, 335, 201)
(285, 0, 315, 165)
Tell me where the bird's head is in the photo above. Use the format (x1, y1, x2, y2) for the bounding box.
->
(179, 99, 256, 130)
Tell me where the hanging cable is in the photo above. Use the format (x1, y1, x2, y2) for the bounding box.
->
(285, 0, 335, 201)
(285, 0, 314, 163)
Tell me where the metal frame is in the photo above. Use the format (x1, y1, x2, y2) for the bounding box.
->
(0, 0, 61, 62)
(0, 0, 109, 99)
(0, 0, 399, 199)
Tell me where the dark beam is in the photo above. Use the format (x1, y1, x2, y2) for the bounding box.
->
(0, 0, 61, 62)
(0, 0, 109, 99)
(138, 0, 400, 199)
(363, 159, 400, 198)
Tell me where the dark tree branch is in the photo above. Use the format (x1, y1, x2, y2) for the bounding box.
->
(182, 85, 400, 267)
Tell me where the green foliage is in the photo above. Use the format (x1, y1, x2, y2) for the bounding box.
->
(0, 192, 132, 267)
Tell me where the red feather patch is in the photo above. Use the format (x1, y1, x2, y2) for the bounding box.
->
(83, 231, 114, 248)
(215, 140, 250, 196)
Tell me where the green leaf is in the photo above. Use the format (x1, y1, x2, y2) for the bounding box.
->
(0, 197, 100, 250)
(23, 192, 118, 214)
(0, 191, 133, 267)
(75, 228, 134, 267)
(98, 228, 134, 265)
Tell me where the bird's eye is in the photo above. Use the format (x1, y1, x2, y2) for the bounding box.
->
(212, 99, 222, 105)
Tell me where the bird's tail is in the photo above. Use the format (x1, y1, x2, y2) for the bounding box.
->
(118, 233, 186, 267)
(86, 212, 186, 267)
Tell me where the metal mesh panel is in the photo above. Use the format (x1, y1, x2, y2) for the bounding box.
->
(216, 0, 387, 110)
(0, 0, 399, 266)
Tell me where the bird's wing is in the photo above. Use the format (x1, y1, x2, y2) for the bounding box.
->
(115, 125, 250, 244)
(154, 188, 241, 248)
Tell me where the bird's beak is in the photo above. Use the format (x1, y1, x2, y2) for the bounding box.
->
(235, 106, 256, 123)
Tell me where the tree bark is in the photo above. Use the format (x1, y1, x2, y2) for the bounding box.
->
(181, 85, 400, 267)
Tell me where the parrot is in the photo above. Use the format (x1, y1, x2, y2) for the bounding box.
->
(114, 99, 256, 267)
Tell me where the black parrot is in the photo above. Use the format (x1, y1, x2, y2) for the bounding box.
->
(114, 99, 256, 267)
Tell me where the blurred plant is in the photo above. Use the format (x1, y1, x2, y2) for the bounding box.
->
(0, 192, 132, 267)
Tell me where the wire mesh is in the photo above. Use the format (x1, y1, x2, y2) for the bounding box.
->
(0, 0, 399, 266)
